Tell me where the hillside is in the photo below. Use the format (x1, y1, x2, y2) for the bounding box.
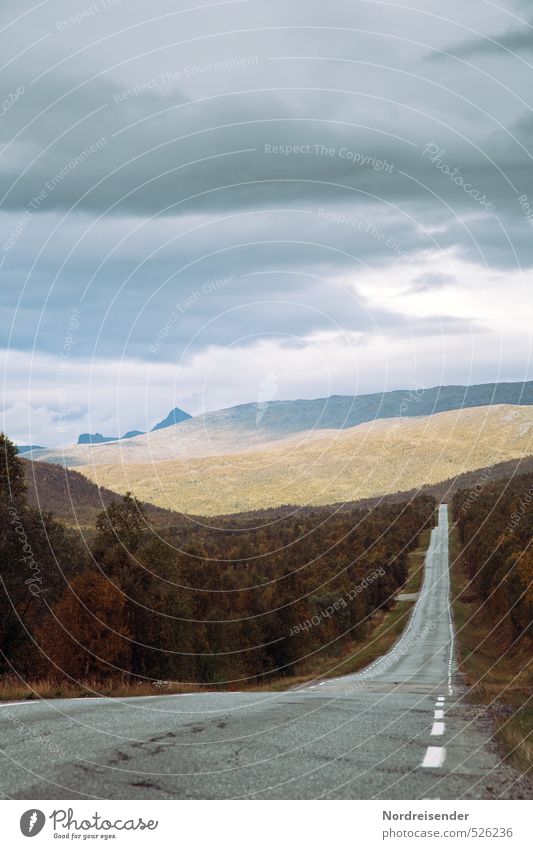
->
(75, 404, 533, 515)
(224, 455, 533, 521)
(21, 459, 180, 527)
(20, 448, 533, 529)
(31, 379, 533, 469)
(21, 448, 533, 526)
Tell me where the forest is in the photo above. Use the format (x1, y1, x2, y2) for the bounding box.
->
(453, 473, 533, 649)
(1, 433, 435, 687)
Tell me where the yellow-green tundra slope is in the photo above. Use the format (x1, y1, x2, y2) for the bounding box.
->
(76, 405, 533, 515)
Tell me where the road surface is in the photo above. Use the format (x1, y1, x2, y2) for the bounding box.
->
(0, 505, 523, 799)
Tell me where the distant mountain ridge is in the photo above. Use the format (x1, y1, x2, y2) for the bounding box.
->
(151, 407, 192, 431)
(77, 430, 146, 445)
(77, 433, 117, 445)
(33, 380, 533, 469)
(204, 380, 533, 435)
(75, 406, 191, 445)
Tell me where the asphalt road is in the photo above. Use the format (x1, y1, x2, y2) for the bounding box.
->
(0, 505, 524, 799)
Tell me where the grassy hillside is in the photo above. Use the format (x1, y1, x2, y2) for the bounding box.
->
(21, 458, 179, 527)
(21, 448, 533, 530)
(76, 405, 533, 515)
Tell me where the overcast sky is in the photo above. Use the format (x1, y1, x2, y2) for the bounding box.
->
(2, 0, 533, 446)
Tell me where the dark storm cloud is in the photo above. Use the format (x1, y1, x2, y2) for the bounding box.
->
(431, 20, 533, 59)
(0, 0, 527, 223)
(0, 59, 526, 225)
(0, 247, 450, 361)
(0, 192, 485, 362)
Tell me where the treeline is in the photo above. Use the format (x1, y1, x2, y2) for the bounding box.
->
(453, 473, 533, 648)
(1, 434, 435, 685)
(0, 435, 90, 678)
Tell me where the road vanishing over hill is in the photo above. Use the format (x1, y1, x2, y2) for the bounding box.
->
(0, 505, 524, 799)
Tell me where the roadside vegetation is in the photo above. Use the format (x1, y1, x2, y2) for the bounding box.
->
(251, 527, 431, 690)
(451, 477, 533, 771)
(0, 677, 199, 701)
(0, 525, 432, 700)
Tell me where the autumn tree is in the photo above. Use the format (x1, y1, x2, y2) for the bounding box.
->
(0, 434, 88, 676)
(39, 570, 131, 680)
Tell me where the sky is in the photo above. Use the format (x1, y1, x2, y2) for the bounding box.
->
(1, 0, 533, 446)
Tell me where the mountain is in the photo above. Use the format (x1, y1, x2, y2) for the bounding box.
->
(16, 444, 46, 454)
(151, 407, 192, 431)
(77, 404, 533, 515)
(171, 379, 533, 436)
(77, 430, 145, 444)
(77, 432, 117, 445)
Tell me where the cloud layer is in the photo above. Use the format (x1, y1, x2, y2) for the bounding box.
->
(2, 0, 533, 445)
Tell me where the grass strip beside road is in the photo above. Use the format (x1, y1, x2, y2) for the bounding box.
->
(0, 677, 201, 702)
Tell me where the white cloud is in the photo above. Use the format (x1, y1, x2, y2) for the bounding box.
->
(3, 285, 532, 448)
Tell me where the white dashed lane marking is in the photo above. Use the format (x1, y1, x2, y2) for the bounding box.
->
(422, 746, 446, 768)
(434, 709, 444, 719)
(431, 722, 445, 736)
